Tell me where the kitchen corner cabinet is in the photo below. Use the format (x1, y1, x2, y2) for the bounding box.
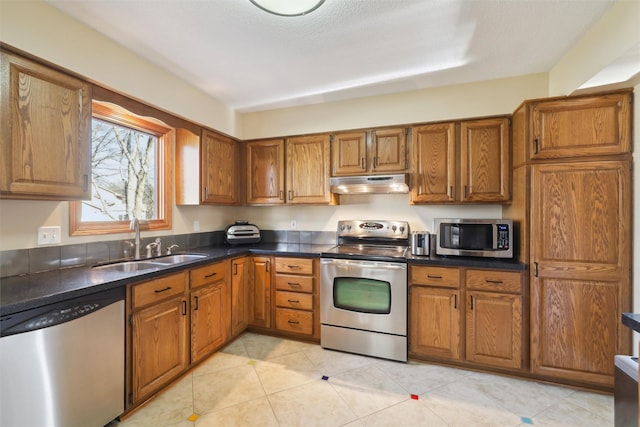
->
(231, 257, 250, 337)
(249, 256, 272, 328)
(411, 117, 510, 204)
(246, 139, 286, 204)
(189, 261, 230, 364)
(0, 50, 91, 200)
(274, 257, 318, 338)
(175, 128, 240, 205)
(330, 127, 409, 176)
(130, 272, 189, 404)
(529, 91, 631, 160)
(409, 265, 525, 371)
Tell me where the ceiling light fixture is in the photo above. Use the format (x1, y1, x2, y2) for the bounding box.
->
(249, 0, 325, 17)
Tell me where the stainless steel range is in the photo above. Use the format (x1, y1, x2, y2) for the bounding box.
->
(320, 220, 409, 362)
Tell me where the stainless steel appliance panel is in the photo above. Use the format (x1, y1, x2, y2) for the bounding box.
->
(1, 297, 124, 427)
(321, 324, 407, 362)
(320, 258, 406, 336)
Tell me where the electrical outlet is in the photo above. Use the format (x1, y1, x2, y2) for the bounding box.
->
(290, 220, 297, 229)
(37, 226, 61, 245)
(193, 220, 200, 232)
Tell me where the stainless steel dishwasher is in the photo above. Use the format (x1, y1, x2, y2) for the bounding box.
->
(0, 287, 125, 427)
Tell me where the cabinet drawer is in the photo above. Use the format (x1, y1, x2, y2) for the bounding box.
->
(132, 271, 187, 309)
(275, 291, 313, 310)
(275, 274, 313, 293)
(466, 269, 522, 293)
(410, 266, 460, 288)
(190, 261, 226, 288)
(275, 257, 313, 275)
(275, 308, 313, 335)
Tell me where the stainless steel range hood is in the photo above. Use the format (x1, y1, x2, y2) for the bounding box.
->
(330, 174, 409, 194)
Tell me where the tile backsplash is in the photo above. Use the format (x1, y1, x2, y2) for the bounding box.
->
(0, 230, 335, 278)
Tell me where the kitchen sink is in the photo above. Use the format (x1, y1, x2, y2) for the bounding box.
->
(92, 253, 207, 273)
(93, 260, 170, 273)
(156, 254, 208, 264)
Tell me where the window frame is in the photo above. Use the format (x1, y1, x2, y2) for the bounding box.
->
(70, 100, 173, 236)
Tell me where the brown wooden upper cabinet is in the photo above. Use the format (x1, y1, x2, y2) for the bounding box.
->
(529, 91, 631, 160)
(411, 117, 510, 204)
(246, 138, 286, 205)
(176, 128, 241, 205)
(0, 50, 91, 200)
(246, 135, 331, 205)
(331, 127, 409, 176)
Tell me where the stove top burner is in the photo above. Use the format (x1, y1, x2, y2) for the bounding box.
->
(322, 219, 411, 262)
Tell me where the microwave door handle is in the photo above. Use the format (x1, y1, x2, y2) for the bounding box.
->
(493, 225, 498, 250)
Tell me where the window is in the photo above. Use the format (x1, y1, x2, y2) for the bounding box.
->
(70, 101, 172, 235)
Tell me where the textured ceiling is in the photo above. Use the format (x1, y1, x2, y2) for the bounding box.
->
(45, 0, 616, 112)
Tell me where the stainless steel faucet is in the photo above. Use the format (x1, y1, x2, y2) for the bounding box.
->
(129, 218, 141, 259)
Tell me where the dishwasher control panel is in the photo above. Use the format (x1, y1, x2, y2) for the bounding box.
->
(1, 287, 124, 337)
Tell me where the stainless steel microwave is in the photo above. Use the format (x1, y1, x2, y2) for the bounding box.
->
(435, 218, 513, 258)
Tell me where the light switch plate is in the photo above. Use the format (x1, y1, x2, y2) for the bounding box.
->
(37, 226, 61, 245)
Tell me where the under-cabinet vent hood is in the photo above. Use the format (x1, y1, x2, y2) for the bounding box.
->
(330, 174, 409, 195)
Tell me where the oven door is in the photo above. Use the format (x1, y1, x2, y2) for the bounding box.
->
(320, 258, 407, 336)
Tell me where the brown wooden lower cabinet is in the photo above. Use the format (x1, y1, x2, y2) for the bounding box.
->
(231, 257, 250, 337)
(128, 262, 231, 409)
(129, 272, 189, 404)
(409, 265, 525, 372)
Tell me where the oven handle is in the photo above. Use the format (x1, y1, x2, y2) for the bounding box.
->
(320, 258, 406, 270)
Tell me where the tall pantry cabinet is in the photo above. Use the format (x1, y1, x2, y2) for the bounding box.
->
(504, 89, 632, 389)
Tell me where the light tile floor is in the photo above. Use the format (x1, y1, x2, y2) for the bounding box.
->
(117, 333, 613, 427)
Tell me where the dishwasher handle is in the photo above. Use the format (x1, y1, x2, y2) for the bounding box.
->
(1, 287, 125, 337)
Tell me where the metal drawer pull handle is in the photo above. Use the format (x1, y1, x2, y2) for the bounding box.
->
(287, 282, 301, 286)
(287, 265, 301, 269)
(155, 286, 172, 293)
(288, 320, 300, 325)
(287, 299, 300, 303)
(427, 275, 442, 279)
(486, 280, 503, 284)
(205, 272, 217, 278)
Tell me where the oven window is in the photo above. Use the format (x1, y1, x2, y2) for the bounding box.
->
(333, 278, 391, 314)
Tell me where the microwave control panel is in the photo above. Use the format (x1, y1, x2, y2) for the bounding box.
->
(497, 224, 510, 250)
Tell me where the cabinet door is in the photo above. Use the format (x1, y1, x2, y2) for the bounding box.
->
(246, 139, 285, 204)
(0, 51, 91, 199)
(411, 123, 456, 203)
(250, 256, 271, 328)
(530, 160, 631, 386)
(460, 117, 510, 202)
(531, 91, 631, 160)
(409, 286, 461, 360)
(201, 130, 239, 205)
(286, 134, 331, 204)
(191, 280, 230, 363)
(132, 297, 188, 402)
(331, 131, 367, 175)
(466, 291, 522, 369)
(231, 257, 250, 337)
(370, 128, 408, 173)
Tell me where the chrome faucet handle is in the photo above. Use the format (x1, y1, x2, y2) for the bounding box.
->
(154, 238, 162, 256)
(123, 241, 135, 258)
(166, 244, 179, 255)
(145, 242, 157, 258)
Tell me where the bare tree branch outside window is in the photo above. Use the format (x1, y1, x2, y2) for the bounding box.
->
(81, 118, 157, 222)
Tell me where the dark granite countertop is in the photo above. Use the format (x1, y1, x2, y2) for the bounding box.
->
(622, 313, 640, 333)
(407, 254, 527, 271)
(1, 242, 526, 316)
